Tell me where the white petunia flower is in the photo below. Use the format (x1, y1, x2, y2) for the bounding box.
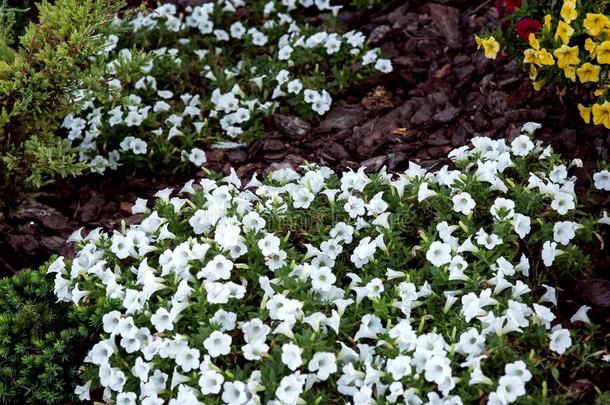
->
(593, 170, 610, 191)
(204, 331, 232, 358)
(549, 327, 572, 355)
(541, 241, 562, 267)
(511, 135, 535, 156)
(551, 192, 575, 215)
(308, 352, 337, 380)
(426, 241, 452, 267)
(199, 370, 224, 395)
(281, 343, 303, 371)
(452, 192, 476, 215)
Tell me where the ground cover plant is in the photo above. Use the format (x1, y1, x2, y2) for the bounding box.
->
(50, 125, 610, 404)
(61, 0, 392, 176)
(476, 0, 610, 129)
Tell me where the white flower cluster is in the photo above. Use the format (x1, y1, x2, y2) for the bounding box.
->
(61, 1, 391, 174)
(50, 125, 609, 404)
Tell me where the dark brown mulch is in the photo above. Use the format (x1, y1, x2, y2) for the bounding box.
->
(1, 1, 609, 325)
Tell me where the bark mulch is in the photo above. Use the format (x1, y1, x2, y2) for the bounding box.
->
(1, 0, 609, 342)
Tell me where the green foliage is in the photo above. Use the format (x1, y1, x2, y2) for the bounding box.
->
(1, 0, 43, 42)
(0, 260, 100, 404)
(0, 0, 123, 210)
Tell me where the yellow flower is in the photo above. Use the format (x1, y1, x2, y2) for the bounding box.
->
(592, 101, 610, 128)
(555, 21, 574, 44)
(563, 66, 576, 82)
(553, 45, 580, 68)
(576, 62, 601, 83)
(560, 1, 578, 24)
(523, 48, 540, 65)
(475, 35, 500, 59)
(578, 104, 591, 124)
(533, 79, 545, 91)
(583, 13, 609, 37)
(594, 88, 608, 97)
(529, 64, 538, 81)
(529, 34, 540, 50)
(596, 41, 610, 64)
(544, 15, 553, 31)
(585, 38, 597, 57)
(538, 49, 555, 65)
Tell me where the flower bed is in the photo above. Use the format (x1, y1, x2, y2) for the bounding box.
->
(62, 1, 391, 175)
(50, 125, 610, 404)
(476, 1, 610, 129)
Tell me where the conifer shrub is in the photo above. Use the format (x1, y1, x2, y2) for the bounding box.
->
(0, 0, 123, 209)
(0, 260, 105, 404)
(51, 125, 610, 404)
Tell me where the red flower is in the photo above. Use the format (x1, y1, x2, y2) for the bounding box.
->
(514, 18, 542, 41)
(506, 0, 523, 14)
(496, 0, 523, 17)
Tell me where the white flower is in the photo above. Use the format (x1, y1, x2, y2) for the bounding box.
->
(116, 392, 137, 405)
(600, 210, 610, 225)
(88, 340, 114, 365)
(387, 355, 412, 380)
(511, 135, 535, 156)
(242, 339, 269, 360)
(569, 305, 592, 324)
(417, 182, 437, 202)
(553, 221, 580, 245)
(199, 370, 224, 395)
(74, 380, 92, 401)
(551, 192, 575, 215)
(549, 327, 572, 355)
(593, 170, 610, 191)
(175, 347, 200, 372)
(281, 343, 303, 371)
(188, 148, 207, 166)
(344, 195, 366, 218)
(533, 303, 556, 329)
(258, 233, 281, 256)
(275, 373, 305, 404)
(204, 331, 232, 357)
(490, 197, 515, 220)
(197, 254, 233, 280)
(511, 213, 531, 239)
(426, 241, 452, 267)
(452, 192, 476, 215)
(110, 234, 134, 259)
(375, 58, 393, 73)
(496, 375, 526, 403)
(150, 307, 174, 333)
(102, 310, 122, 334)
(287, 79, 303, 94)
(211, 309, 237, 331)
(292, 187, 315, 209)
(541, 241, 561, 267)
(222, 381, 248, 404)
(423, 356, 451, 384)
(505, 360, 532, 383)
(310, 266, 336, 291)
(308, 352, 337, 380)
(522, 122, 542, 134)
(476, 228, 503, 250)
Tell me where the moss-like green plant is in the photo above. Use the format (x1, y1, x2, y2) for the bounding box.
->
(0, 261, 102, 404)
(0, 0, 123, 210)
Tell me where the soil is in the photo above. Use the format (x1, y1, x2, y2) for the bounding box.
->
(1, 2, 609, 395)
